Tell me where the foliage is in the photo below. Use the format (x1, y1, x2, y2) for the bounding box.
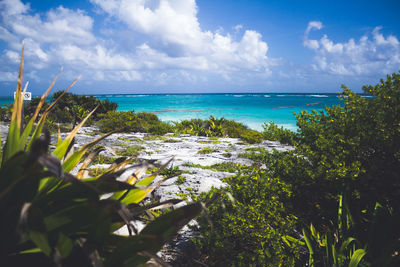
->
(300, 193, 368, 267)
(197, 147, 217, 154)
(195, 168, 300, 266)
(239, 129, 264, 144)
(174, 116, 263, 143)
(0, 46, 204, 266)
(294, 74, 400, 239)
(183, 162, 247, 173)
(175, 175, 186, 185)
(115, 146, 144, 157)
(160, 165, 182, 178)
(262, 121, 300, 146)
(97, 110, 173, 134)
(24, 91, 117, 127)
(195, 73, 400, 266)
(0, 104, 11, 121)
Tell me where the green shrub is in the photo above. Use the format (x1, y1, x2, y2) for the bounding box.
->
(195, 168, 300, 266)
(173, 116, 267, 144)
(176, 175, 186, 185)
(160, 165, 182, 178)
(262, 121, 299, 146)
(24, 91, 117, 127)
(115, 146, 144, 157)
(0, 105, 11, 122)
(198, 147, 217, 154)
(97, 110, 173, 134)
(183, 162, 246, 173)
(239, 129, 263, 144)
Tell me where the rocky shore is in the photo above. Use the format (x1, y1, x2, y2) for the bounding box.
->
(0, 123, 294, 264)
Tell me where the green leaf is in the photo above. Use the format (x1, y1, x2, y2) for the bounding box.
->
(349, 249, 366, 267)
(105, 202, 203, 266)
(56, 233, 74, 258)
(62, 130, 114, 173)
(303, 228, 314, 267)
(282, 235, 305, 246)
(29, 231, 52, 256)
(53, 105, 98, 160)
(2, 44, 24, 165)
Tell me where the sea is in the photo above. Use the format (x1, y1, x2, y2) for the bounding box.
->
(1, 93, 363, 131)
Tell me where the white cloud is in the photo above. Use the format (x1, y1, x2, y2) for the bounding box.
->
(0, 71, 17, 81)
(90, 0, 271, 73)
(0, 0, 136, 79)
(0, 0, 273, 87)
(303, 21, 400, 75)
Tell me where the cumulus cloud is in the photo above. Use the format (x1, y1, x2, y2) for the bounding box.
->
(0, 0, 273, 87)
(0, 0, 138, 80)
(303, 21, 400, 75)
(90, 0, 271, 73)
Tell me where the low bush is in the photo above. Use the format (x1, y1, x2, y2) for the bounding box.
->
(262, 121, 299, 146)
(239, 129, 263, 144)
(24, 91, 118, 127)
(195, 168, 300, 266)
(0, 105, 10, 121)
(176, 175, 186, 185)
(174, 116, 263, 143)
(198, 147, 217, 154)
(115, 146, 144, 157)
(97, 111, 173, 134)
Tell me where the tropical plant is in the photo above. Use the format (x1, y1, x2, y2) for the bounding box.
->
(174, 116, 263, 143)
(300, 193, 367, 267)
(194, 167, 300, 266)
(0, 44, 204, 266)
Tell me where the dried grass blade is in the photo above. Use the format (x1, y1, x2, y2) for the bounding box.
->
(27, 75, 80, 151)
(32, 67, 63, 121)
(2, 43, 24, 165)
(76, 147, 105, 179)
(62, 129, 115, 173)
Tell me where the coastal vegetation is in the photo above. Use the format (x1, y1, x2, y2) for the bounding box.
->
(193, 73, 400, 266)
(0, 46, 204, 266)
(1, 45, 399, 266)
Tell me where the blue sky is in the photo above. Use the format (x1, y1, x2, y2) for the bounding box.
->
(0, 0, 399, 95)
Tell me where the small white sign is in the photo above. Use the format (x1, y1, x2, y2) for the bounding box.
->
(14, 92, 32, 101)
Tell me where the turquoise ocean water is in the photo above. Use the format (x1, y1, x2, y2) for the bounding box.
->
(95, 93, 344, 131)
(1, 93, 356, 131)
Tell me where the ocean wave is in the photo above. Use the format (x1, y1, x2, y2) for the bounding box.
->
(264, 95, 270, 98)
(277, 95, 286, 97)
(126, 94, 149, 97)
(309, 94, 328, 98)
(233, 95, 244, 97)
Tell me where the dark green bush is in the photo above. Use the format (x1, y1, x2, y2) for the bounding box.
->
(24, 91, 118, 127)
(0, 105, 10, 122)
(195, 168, 300, 266)
(195, 73, 400, 266)
(97, 111, 173, 134)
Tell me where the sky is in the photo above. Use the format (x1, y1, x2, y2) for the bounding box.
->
(0, 0, 399, 96)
